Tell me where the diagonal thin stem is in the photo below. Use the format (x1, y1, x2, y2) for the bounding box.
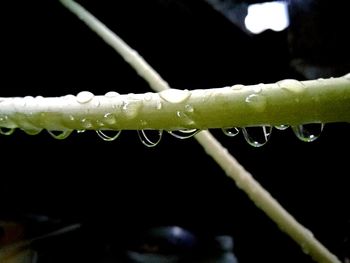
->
(59, 1, 341, 262)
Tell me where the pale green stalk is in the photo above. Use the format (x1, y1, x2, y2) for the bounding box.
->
(1, 0, 343, 262)
(0, 76, 350, 131)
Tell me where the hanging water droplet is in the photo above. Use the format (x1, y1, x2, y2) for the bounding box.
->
(274, 125, 289, 130)
(167, 129, 199, 139)
(222, 127, 240, 137)
(0, 127, 15, 135)
(103, 113, 116, 125)
(242, 126, 272, 147)
(96, 130, 122, 142)
(76, 91, 94, 104)
(137, 130, 163, 147)
(292, 123, 324, 142)
(301, 242, 310, 255)
(105, 91, 120, 97)
(245, 94, 267, 112)
(277, 79, 305, 94)
(159, 89, 191, 104)
(47, 130, 72, 140)
(77, 129, 86, 133)
(22, 128, 42, 135)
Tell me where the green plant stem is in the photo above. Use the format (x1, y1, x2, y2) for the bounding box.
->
(3, 0, 339, 262)
(1, 76, 349, 131)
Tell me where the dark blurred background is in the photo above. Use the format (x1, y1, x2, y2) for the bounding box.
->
(1, 0, 350, 262)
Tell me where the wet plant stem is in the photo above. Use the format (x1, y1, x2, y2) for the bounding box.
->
(1, 0, 344, 262)
(0, 76, 349, 131)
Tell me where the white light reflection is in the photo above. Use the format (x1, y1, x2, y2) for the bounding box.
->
(245, 1, 289, 34)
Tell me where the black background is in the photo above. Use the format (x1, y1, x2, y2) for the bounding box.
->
(1, 0, 349, 262)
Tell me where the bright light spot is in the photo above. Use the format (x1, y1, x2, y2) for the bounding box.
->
(244, 1, 289, 34)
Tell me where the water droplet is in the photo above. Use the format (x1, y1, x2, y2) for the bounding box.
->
(64, 94, 75, 100)
(176, 111, 195, 126)
(103, 113, 116, 125)
(242, 126, 272, 147)
(140, 119, 148, 127)
(81, 118, 93, 129)
(167, 129, 199, 139)
(105, 91, 120, 97)
(96, 130, 122, 142)
(47, 130, 72, 140)
(77, 129, 86, 133)
(95, 120, 105, 128)
(274, 125, 289, 130)
(137, 130, 163, 147)
(22, 128, 42, 135)
(277, 79, 305, 94)
(156, 100, 162, 110)
(292, 123, 324, 142)
(159, 89, 191, 104)
(122, 99, 142, 119)
(144, 92, 153, 101)
(253, 84, 263, 93)
(245, 94, 267, 112)
(0, 127, 15, 135)
(231, 84, 244, 90)
(222, 127, 240, 137)
(301, 242, 310, 255)
(184, 104, 194, 113)
(76, 91, 94, 104)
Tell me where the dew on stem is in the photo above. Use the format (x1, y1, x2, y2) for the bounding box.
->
(103, 113, 117, 125)
(159, 89, 191, 104)
(22, 128, 42, 135)
(0, 127, 15, 136)
(292, 123, 324, 142)
(96, 130, 122, 141)
(167, 129, 199, 139)
(245, 93, 267, 112)
(105, 91, 120, 97)
(275, 125, 289, 130)
(277, 79, 305, 94)
(76, 91, 94, 104)
(137, 129, 163, 147)
(47, 130, 72, 140)
(222, 127, 240, 137)
(242, 126, 272, 147)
